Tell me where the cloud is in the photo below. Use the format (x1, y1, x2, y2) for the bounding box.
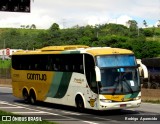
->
(116, 15, 132, 26)
(0, 0, 160, 29)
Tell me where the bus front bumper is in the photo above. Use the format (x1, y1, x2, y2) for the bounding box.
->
(98, 99, 141, 110)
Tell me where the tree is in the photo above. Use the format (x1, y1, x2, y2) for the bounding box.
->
(26, 25, 30, 29)
(30, 24, 36, 29)
(20, 25, 25, 29)
(143, 20, 148, 27)
(49, 23, 60, 32)
(127, 20, 139, 37)
(127, 20, 138, 29)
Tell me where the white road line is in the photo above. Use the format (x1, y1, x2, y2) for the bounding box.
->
(94, 117, 113, 121)
(0, 101, 9, 104)
(36, 106, 53, 111)
(62, 111, 81, 115)
(0, 87, 12, 89)
(0, 101, 19, 107)
(83, 121, 99, 124)
(0, 106, 24, 109)
(13, 111, 46, 114)
(43, 111, 59, 115)
(94, 117, 122, 124)
(14, 103, 30, 107)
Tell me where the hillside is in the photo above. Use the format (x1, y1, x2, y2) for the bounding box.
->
(0, 23, 160, 59)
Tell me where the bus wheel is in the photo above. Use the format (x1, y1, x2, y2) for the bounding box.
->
(29, 90, 36, 105)
(150, 83, 159, 89)
(22, 89, 29, 103)
(75, 95, 84, 112)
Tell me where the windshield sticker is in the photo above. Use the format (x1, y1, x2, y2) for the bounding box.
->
(130, 80, 135, 86)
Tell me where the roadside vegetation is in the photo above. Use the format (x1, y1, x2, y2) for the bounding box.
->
(0, 110, 56, 124)
(0, 20, 160, 59)
(0, 60, 11, 68)
(141, 88, 160, 104)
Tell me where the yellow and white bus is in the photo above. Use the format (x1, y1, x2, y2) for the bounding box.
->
(11, 45, 141, 111)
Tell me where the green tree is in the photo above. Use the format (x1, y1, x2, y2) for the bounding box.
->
(49, 23, 60, 32)
(143, 20, 148, 27)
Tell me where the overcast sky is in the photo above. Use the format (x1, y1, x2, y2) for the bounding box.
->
(0, 0, 160, 29)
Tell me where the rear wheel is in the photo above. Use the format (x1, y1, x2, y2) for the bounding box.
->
(22, 89, 29, 103)
(29, 90, 36, 104)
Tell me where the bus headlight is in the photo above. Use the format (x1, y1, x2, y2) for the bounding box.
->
(100, 99, 112, 103)
(133, 96, 141, 100)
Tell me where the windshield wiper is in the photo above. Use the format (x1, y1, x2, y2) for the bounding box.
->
(123, 78, 133, 94)
(112, 78, 120, 95)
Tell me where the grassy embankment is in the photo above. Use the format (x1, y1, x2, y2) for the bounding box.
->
(141, 88, 160, 104)
(0, 60, 11, 68)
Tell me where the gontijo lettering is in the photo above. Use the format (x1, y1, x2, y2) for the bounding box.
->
(27, 73, 47, 81)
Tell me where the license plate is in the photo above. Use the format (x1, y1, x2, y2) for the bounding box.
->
(120, 104, 126, 107)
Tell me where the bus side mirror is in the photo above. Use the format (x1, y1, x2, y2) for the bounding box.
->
(95, 66, 101, 82)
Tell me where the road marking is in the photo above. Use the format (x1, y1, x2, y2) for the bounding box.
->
(0, 106, 24, 109)
(94, 117, 122, 124)
(0, 101, 19, 107)
(62, 111, 81, 115)
(36, 106, 53, 111)
(0, 87, 12, 89)
(0, 101, 9, 104)
(14, 103, 30, 107)
(13, 111, 46, 114)
(83, 121, 99, 124)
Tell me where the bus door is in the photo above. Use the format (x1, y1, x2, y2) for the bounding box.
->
(84, 54, 98, 108)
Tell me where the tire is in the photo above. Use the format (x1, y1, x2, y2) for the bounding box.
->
(29, 90, 36, 105)
(150, 83, 159, 89)
(76, 96, 84, 112)
(22, 89, 29, 103)
(142, 82, 151, 89)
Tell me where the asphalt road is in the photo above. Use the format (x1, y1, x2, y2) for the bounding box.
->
(0, 86, 160, 124)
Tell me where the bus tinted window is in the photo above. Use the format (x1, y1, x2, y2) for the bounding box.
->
(12, 54, 84, 73)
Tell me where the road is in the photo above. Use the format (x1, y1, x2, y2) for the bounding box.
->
(0, 86, 160, 124)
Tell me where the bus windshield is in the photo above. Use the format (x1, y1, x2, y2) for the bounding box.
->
(97, 55, 136, 67)
(96, 55, 140, 94)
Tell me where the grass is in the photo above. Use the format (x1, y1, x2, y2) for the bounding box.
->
(141, 88, 160, 104)
(0, 60, 11, 68)
(142, 100, 160, 104)
(0, 110, 56, 124)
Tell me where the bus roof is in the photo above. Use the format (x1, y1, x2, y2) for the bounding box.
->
(85, 47, 133, 56)
(12, 45, 134, 56)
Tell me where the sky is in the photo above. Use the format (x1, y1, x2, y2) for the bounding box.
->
(0, 0, 160, 29)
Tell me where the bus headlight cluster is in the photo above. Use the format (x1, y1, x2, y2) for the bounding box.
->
(133, 96, 141, 100)
(100, 99, 112, 103)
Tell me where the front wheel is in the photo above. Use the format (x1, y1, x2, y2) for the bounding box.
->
(76, 96, 84, 112)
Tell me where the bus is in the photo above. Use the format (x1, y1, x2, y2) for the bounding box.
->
(11, 45, 141, 111)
